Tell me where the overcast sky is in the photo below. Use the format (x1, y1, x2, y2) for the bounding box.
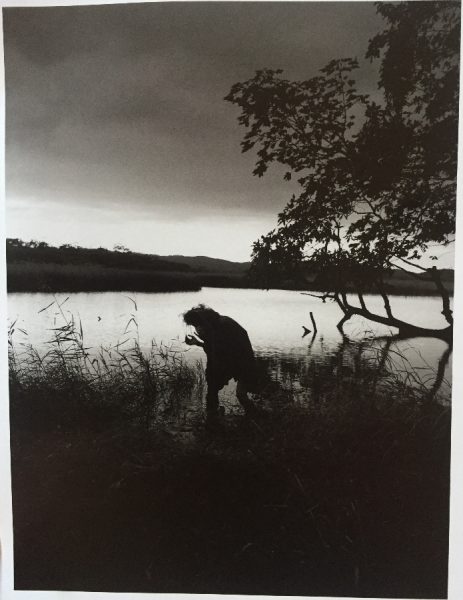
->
(3, 2, 401, 261)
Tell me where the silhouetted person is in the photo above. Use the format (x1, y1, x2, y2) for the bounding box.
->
(183, 304, 257, 418)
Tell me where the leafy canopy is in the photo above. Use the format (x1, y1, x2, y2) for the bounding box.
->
(225, 1, 460, 286)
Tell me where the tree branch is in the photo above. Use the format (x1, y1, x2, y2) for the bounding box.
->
(334, 292, 353, 332)
(376, 280, 394, 320)
(429, 266, 453, 326)
(398, 257, 428, 272)
(337, 312, 353, 333)
(387, 260, 430, 281)
(357, 292, 367, 311)
(427, 344, 452, 401)
(301, 292, 335, 303)
(329, 288, 451, 341)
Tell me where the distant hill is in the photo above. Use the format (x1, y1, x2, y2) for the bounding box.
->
(155, 255, 251, 273)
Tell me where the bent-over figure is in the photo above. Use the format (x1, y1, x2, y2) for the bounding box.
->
(183, 304, 257, 417)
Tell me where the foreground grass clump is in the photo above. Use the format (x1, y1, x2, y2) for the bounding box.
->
(8, 311, 451, 598)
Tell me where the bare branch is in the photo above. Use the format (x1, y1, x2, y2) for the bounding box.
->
(357, 292, 367, 311)
(398, 257, 428, 272)
(301, 292, 335, 303)
(387, 260, 430, 281)
(310, 312, 318, 334)
(376, 280, 394, 320)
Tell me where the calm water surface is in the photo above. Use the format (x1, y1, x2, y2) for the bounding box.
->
(8, 288, 452, 403)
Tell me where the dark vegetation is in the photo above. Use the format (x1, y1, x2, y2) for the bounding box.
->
(6, 237, 454, 295)
(9, 303, 451, 597)
(226, 1, 458, 340)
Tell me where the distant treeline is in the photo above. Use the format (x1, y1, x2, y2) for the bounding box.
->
(6, 239, 250, 293)
(7, 239, 192, 272)
(6, 238, 454, 295)
(305, 268, 454, 297)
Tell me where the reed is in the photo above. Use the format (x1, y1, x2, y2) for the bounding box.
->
(8, 298, 204, 431)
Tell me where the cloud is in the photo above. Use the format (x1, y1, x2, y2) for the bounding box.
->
(4, 2, 382, 257)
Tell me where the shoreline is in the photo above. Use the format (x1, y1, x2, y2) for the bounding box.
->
(7, 284, 455, 297)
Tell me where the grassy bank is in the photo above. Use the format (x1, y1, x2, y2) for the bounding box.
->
(7, 261, 202, 293)
(8, 317, 451, 597)
(6, 239, 250, 292)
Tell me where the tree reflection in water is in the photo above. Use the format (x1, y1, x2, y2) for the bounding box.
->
(255, 333, 452, 412)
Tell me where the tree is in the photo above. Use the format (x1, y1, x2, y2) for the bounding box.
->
(225, 1, 459, 342)
(113, 244, 131, 253)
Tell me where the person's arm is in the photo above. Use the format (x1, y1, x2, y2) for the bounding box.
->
(185, 334, 204, 347)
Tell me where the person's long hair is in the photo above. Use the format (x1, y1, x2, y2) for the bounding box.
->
(183, 304, 220, 327)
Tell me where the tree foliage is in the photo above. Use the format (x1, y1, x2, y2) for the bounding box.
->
(225, 1, 460, 297)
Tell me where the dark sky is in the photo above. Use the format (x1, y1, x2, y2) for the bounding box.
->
(4, 1, 386, 260)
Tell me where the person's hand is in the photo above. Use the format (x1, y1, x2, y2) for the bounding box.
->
(185, 335, 195, 345)
(185, 334, 203, 347)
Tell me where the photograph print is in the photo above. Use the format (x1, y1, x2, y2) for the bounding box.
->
(3, 1, 460, 598)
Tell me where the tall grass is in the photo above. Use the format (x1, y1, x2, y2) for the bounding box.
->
(8, 298, 204, 431)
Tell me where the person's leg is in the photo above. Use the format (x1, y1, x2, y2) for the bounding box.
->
(205, 367, 220, 419)
(236, 379, 256, 415)
(205, 384, 222, 429)
(206, 384, 219, 415)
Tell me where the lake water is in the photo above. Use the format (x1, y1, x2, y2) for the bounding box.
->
(8, 288, 453, 407)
